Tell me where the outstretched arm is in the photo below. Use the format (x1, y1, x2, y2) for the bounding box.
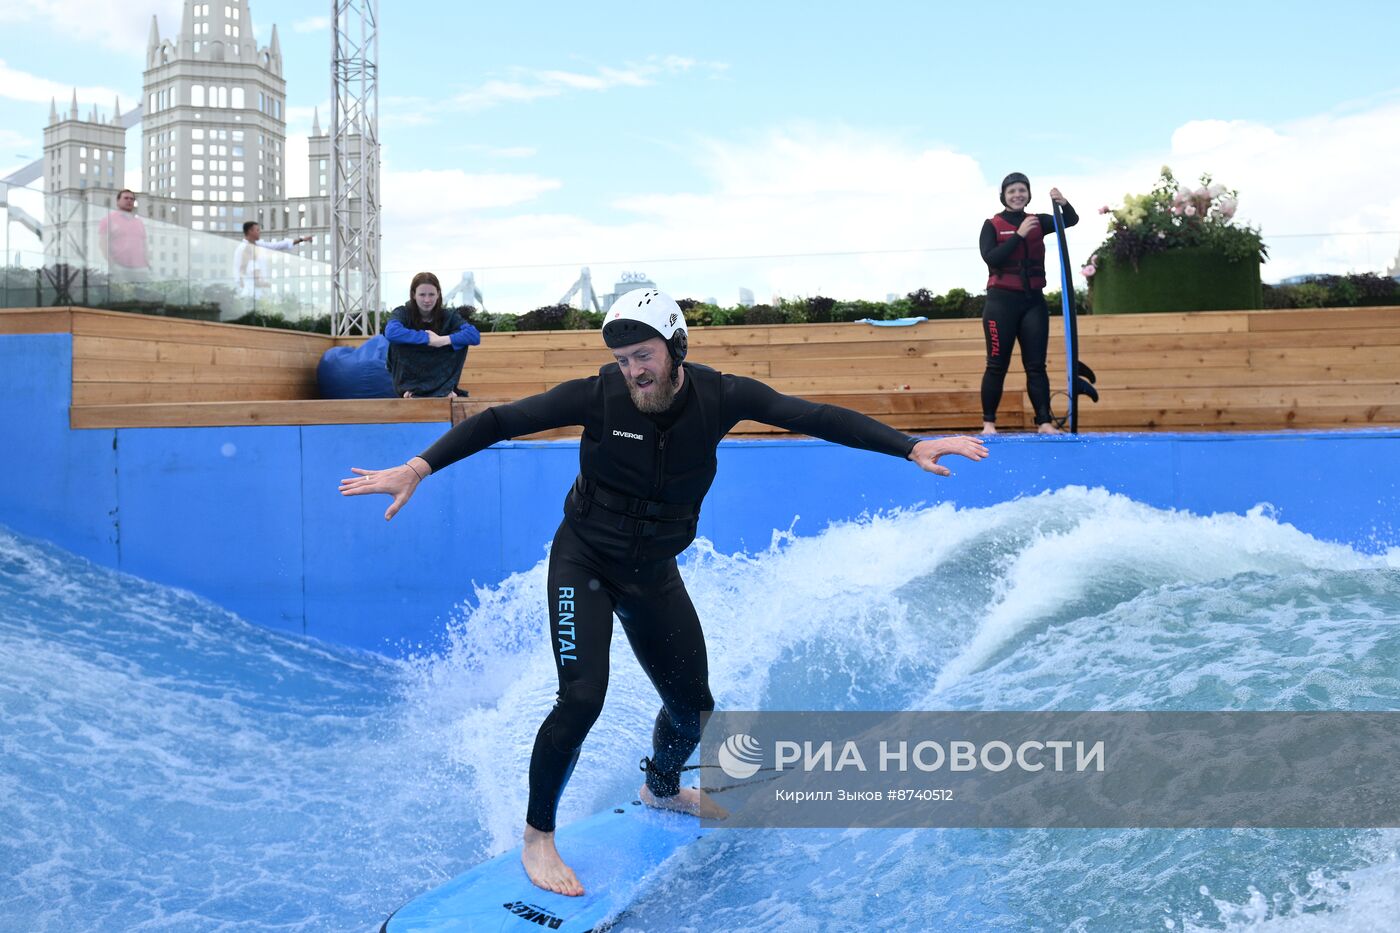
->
(340, 377, 596, 519)
(724, 374, 988, 472)
(339, 457, 431, 521)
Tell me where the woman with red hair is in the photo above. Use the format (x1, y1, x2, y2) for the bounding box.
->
(384, 271, 482, 398)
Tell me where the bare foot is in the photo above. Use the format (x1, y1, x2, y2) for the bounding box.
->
(1037, 422, 1061, 434)
(981, 422, 998, 435)
(521, 825, 584, 897)
(638, 784, 729, 819)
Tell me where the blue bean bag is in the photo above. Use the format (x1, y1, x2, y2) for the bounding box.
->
(316, 334, 397, 399)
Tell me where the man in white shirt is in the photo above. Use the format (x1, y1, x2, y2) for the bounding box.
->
(235, 221, 312, 302)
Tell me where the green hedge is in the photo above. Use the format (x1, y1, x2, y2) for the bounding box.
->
(205, 275, 1400, 335)
(1089, 247, 1262, 314)
(1262, 273, 1400, 309)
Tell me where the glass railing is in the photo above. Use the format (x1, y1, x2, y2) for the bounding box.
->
(7, 177, 1390, 328)
(383, 231, 1400, 325)
(0, 181, 334, 323)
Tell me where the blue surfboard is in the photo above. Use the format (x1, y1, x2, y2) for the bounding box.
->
(1050, 200, 1098, 433)
(381, 800, 708, 932)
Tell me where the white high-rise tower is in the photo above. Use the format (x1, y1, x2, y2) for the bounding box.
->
(143, 3, 285, 232)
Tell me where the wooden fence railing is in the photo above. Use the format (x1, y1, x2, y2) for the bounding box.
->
(3, 305, 1397, 433)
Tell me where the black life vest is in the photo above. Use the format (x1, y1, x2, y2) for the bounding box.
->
(566, 362, 725, 563)
(986, 213, 1047, 291)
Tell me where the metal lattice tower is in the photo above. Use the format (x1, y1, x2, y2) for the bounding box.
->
(330, 0, 380, 335)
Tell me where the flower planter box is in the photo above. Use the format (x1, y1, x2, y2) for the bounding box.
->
(1090, 247, 1262, 314)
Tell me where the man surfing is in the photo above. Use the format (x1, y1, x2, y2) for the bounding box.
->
(341, 289, 988, 895)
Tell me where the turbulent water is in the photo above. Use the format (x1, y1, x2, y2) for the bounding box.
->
(2, 487, 1399, 932)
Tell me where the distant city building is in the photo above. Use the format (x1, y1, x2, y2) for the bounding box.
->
(599, 271, 657, 310)
(737, 287, 754, 308)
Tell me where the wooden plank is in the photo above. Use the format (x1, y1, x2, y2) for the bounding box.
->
(71, 398, 455, 429)
(0, 308, 75, 334)
(766, 348, 1244, 378)
(456, 381, 552, 397)
(731, 413, 993, 434)
(769, 371, 1015, 391)
(70, 309, 334, 352)
(1245, 306, 1400, 332)
(72, 335, 324, 370)
(464, 359, 772, 384)
(1077, 404, 1400, 430)
(755, 321, 976, 343)
(1086, 363, 1400, 389)
(683, 338, 987, 362)
(452, 349, 550, 369)
(1077, 329, 1400, 353)
(475, 331, 604, 350)
(73, 382, 317, 405)
(73, 358, 320, 385)
(1083, 384, 1400, 408)
(1247, 346, 1400, 368)
(1078, 312, 1250, 336)
(72, 334, 161, 362)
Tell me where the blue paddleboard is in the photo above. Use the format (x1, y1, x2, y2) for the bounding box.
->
(1050, 200, 1097, 433)
(381, 800, 708, 932)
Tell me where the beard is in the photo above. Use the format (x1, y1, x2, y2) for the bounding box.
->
(626, 369, 680, 413)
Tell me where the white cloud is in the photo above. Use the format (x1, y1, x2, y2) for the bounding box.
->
(0, 58, 132, 108)
(379, 127, 993, 310)
(293, 16, 330, 33)
(1052, 96, 1400, 280)
(0, 0, 183, 51)
(381, 167, 561, 217)
(375, 97, 1400, 312)
(451, 56, 724, 112)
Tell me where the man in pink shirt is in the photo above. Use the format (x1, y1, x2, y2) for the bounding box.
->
(97, 189, 150, 285)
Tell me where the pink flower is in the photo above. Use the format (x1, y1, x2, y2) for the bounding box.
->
(1184, 204, 1197, 216)
(1172, 204, 1184, 215)
(1081, 263, 1097, 277)
(1098, 205, 1111, 214)
(1194, 186, 1209, 199)
(1219, 197, 1237, 218)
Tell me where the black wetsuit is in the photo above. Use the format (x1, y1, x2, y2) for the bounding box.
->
(978, 204, 1078, 424)
(420, 361, 917, 832)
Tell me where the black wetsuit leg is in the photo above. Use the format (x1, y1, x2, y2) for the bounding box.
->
(615, 563, 714, 798)
(980, 288, 1020, 423)
(980, 288, 1054, 425)
(525, 520, 715, 832)
(527, 520, 616, 833)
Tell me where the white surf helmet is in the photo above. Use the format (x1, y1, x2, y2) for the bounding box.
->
(602, 288, 689, 368)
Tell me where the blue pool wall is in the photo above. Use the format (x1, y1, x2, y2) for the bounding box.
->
(3, 331, 1398, 655)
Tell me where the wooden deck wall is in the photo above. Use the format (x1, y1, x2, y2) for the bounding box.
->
(3, 305, 1398, 432)
(449, 307, 1400, 433)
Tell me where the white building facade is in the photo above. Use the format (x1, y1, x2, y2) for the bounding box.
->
(40, 0, 345, 315)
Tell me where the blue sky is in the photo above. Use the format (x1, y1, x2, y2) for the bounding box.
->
(3, 0, 1399, 311)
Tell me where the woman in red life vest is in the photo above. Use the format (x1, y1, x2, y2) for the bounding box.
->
(978, 172, 1078, 434)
